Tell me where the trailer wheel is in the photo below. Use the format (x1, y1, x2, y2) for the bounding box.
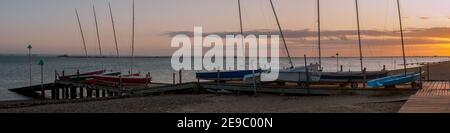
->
(411, 81, 418, 89)
(350, 82, 358, 88)
(297, 82, 307, 88)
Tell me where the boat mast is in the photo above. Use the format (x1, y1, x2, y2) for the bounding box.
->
(93, 5, 102, 57)
(269, 0, 294, 68)
(75, 8, 88, 59)
(238, 0, 244, 41)
(396, 0, 407, 75)
(317, 0, 322, 69)
(109, 2, 120, 57)
(131, 0, 135, 74)
(355, 0, 364, 72)
(238, 0, 257, 93)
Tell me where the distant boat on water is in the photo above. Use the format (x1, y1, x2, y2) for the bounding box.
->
(57, 54, 105, 58)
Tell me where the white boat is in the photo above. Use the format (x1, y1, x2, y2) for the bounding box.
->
(276, 64, 322, 84)
(243, 64, 322, 85)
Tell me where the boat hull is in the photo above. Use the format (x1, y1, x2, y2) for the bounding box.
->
(319, 71, 388, 83)
(196, 70, 262, 81)
(275, 65, 322, 83)
(59, 70, 106, 80)
(91, 75, 151, 86)
(276, 71, 321, 83)
(367, 72, 422, 87)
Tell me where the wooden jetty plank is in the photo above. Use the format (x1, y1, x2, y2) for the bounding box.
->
(399, 95, 450, 113)
(399, 81, 450, 113)
(438, 81, 444, 90)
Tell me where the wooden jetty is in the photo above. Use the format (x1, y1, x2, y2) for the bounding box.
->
(399, 81, 450, 113)
(9, 80, 419, 102)
(8, 81, 180, 100)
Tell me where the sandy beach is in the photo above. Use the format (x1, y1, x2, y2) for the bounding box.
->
(0, 94, 408, 113)
(0, 60, 449, 113)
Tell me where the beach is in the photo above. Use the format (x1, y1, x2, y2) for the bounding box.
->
(0, 94, 408, 113)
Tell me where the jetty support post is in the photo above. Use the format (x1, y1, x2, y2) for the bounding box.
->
(52, 70, 58, 99)
(304, 55, 310, 94)
(217, 70, 221, 84)
(55, 86, 60, 100)
(419, 67, 423, 89)
(79, 86, 84, 99)
(426, 63, 430, 80)
(363, 67, 367, 88)
(61, 86, 65, 99)
(118, 75, 123, 96)
(67, 87, 71, 99)
(179, 70, 182, 84)
(39, 60, 44, 99)
(96, 88, 100, 98)
(62, 87, 65, 99)
(172, 72, 176, 85)
(108, 91, 114, 97)
(51, 86, 55, 99)
(70, 86, 77, 99)
(62, 86, 66, 99)
(87, 87, 92, 98)
(50, 86, 54, 99)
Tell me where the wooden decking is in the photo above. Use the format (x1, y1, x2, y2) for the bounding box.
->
(399, 81, 450, 113)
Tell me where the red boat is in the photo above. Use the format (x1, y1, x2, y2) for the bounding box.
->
(90, 75, 151, 86)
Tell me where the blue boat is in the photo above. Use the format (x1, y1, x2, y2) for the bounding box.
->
(367, 72, 422, 87)
(196, 70, 262, 82)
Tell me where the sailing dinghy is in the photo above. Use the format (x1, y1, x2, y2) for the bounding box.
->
(367, 0, 422, 88)
(58, 70, 106, 80)
(313, 0, 388, 86)
(90, 74, 151, 86)
(276, 64, 322, 84)
(319, 71, 387, 83)
(89, 1, 152, 87)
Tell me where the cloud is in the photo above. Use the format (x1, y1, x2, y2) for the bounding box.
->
(164, 27, 450, 46)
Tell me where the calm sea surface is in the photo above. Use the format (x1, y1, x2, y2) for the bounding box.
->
(0, 55, 448, 101)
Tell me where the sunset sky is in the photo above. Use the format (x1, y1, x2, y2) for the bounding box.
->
(0, 0, 449, 57)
